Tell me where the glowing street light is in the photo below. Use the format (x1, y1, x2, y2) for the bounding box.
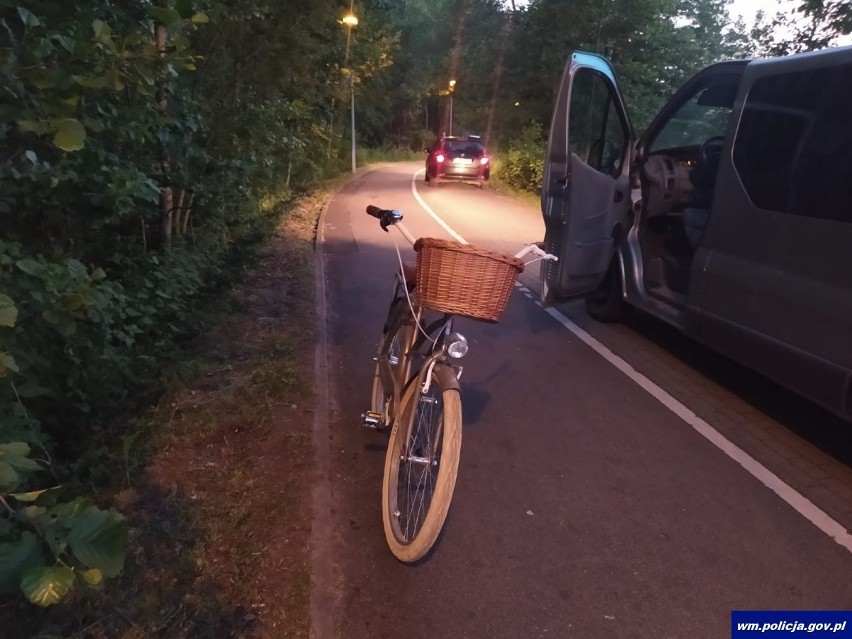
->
(341, 11, 358, 173)
(448, 79, 456, 136)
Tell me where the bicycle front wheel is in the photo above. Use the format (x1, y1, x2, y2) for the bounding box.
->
(382, 366, 462, 562)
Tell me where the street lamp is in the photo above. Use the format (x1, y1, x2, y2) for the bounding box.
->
(448, 79, 456, 136)
(342, 12, 358, 173)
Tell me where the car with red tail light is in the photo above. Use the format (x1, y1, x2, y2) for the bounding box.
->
(425, 135, 490, 188)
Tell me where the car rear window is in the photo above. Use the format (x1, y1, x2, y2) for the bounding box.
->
(445, 140, 485, 155)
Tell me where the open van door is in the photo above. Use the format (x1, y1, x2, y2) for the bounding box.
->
(540, 52, 634, 307)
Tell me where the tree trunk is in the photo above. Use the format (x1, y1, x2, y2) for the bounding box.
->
(174, 189, 186, 236)
(182, 194, 195, 235)
(156, 20, 173, 248)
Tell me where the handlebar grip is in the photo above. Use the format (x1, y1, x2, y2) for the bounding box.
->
(366, 205, 403, 232)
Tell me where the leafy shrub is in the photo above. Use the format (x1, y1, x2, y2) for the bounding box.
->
(409, 129, 435, 153)
(0, 293, 128, 607)
(497, 122, 546, 195)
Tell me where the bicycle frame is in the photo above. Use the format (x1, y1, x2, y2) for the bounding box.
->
(373, 270, 458, 431)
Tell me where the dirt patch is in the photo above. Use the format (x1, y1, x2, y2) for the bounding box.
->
(0, 184, 338, 638)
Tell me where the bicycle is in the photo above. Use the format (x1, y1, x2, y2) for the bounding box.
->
(360, 204, 557, 562)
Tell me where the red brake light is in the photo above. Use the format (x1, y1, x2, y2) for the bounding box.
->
(480, 156, 489, 165)
(436, 154, 445, 163)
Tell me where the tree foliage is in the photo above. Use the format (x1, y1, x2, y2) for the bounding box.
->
(0, 0, 385, 607)
(747, 0, 852, 56)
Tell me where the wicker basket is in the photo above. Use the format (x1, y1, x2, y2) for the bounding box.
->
(414, 238, 525, 322)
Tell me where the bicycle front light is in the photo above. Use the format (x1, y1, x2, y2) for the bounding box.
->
(446, 333, 469, 359)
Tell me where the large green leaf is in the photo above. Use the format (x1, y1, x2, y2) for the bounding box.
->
(0, 532, 44, 592)
(50, 497, 89, 522)
(17, 7, 41, 27)
(78, 568, 102, 586)
(0, 456, 38, 473)
(91, 19, 110, 38)
(72, 75, 109, 89)
(0, 462, 19, 491)
(52, 118, 86, 152)
(16, 119, 48, 134)
(0, 352, 19, 375)
(21, 565, 74, 606)
(0, 442, 41, 472)
(15, 258, 44, 277)
(0, 294, 16, 327)
(0, 442, 30, 457)
(148, 7, 182, 26)
(105, 68, 125, 91)
(67, 507, 127, 577)
(18, 506, 48, 524)
(9, 488, 51, 502)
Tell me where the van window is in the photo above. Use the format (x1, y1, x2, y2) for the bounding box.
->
(568, 68, 628, 178)
(649, 76, 738, 153)
(733, 62, 852, 224)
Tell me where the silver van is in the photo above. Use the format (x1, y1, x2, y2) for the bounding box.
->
(540, 46, 852, 422)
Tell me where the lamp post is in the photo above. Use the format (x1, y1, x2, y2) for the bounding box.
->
(342, 12, 358, 173)
(448, 79, 456, 136)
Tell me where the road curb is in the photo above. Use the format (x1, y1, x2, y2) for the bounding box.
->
(309, 190, 338, 639)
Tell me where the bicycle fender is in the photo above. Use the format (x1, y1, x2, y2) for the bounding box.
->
(432, 362, 461, 393)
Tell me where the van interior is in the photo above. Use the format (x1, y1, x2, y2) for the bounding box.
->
(635, 76, 740, 306)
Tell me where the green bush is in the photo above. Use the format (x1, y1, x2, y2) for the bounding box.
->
(0, 0, 341, 610)
(0, 287, 128, 607)
(496, 122, 546, 195)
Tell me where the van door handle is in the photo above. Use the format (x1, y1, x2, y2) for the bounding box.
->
(549, 175, 570, 198)
(614, 190, 624, 203)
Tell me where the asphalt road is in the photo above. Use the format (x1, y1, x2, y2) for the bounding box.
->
(315, 162, 852, 639)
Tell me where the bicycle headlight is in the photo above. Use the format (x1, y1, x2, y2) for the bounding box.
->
(446, 333, 469, 359)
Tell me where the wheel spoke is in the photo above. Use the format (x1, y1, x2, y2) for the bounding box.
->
(397, 384, 443, 542)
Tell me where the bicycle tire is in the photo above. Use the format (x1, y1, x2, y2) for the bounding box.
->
(381, 365, 462, 562)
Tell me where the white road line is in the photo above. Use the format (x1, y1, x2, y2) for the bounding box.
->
(410, 169, 468, 244)
(410, 168, 852, 555)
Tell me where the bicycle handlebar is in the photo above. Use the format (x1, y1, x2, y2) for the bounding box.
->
(514, 242, 558, 262)
(366, 205, 403, 232)
(366, 205, 557, 263)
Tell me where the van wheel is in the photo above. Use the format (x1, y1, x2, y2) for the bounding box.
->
(585, 258, 626, 323)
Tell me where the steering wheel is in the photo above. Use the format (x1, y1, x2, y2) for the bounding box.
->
(698, 135, 725, 169)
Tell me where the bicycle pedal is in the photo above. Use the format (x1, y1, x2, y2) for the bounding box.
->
(361, 411, 383, 429)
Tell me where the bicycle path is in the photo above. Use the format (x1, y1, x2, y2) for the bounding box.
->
(314, 163, 852, 639)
